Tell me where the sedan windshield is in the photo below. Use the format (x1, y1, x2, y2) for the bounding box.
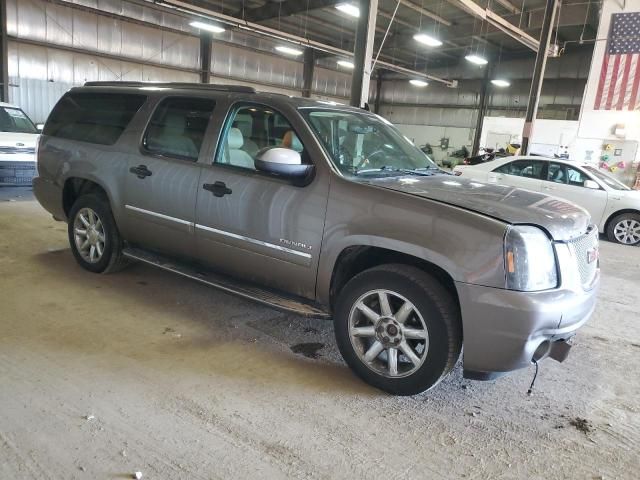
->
(302, 109, 439, 177)
(584, 165, 631, 191)
(0, 107, 38, 134)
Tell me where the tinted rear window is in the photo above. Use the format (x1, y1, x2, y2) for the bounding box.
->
(43, 93, 147, 145)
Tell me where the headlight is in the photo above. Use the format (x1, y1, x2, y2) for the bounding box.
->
(504, 225, 558, 291)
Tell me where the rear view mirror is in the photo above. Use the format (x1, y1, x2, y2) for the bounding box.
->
(584, 179, 600, 190)
(255, 147, 313, 179)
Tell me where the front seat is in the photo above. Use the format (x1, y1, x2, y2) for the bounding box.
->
(281, 130, 303, 152)
(551, 167, 565, 183)
(227, 128, 255, 169)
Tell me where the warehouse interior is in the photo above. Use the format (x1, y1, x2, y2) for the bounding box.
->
(0, 0, 639, 478)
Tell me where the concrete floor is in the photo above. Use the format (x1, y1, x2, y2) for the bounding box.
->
(1, 193, 639, 479)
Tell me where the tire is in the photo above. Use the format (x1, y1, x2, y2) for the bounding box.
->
(606, 212, 640, 246)
(67, 193, 127, 273)
(334, 264, 462, 396)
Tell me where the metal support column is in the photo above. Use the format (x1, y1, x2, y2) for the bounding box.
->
(302, 48, 315, 98)
(374, 73, 383, 114)
(0, 0, 9, 102)
(350, 0, 378, 108)
(199, 32, 212, 84)
(520, 0, 558, 154)
(472, 65, 491, 156)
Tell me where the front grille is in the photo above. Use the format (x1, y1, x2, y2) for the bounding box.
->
(0, 146, 36, 155)
(0, 161, 37, 185)
(567, 226, 599, 289)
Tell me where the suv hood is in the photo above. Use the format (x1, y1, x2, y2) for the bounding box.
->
(364, 175, 590, 241)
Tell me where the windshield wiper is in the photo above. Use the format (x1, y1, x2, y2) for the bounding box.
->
(356, 166, 434, 176)
(412, 165, 441, 171)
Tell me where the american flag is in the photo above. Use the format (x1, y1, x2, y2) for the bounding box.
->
(594, 12, 640, 111)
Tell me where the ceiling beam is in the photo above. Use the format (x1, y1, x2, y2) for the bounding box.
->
(398, 0, 452, 27)
(446, 0, 550, 53)
(493, 0, 521, 15)
(241, 0, 343, 23)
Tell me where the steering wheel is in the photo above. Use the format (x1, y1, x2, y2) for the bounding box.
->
(356, 149, 386, 169)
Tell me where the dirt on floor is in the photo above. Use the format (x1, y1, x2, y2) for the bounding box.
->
(1, 199, 639, 479)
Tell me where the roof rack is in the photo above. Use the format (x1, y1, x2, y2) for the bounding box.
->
(83, 81, 256, 94)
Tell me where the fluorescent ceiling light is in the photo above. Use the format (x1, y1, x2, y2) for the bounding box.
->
(413, 33, 443, 48)
(409, 79, 429, 87)
(275, 45, 303, 56)
(491, 79, 510, 87)
(337, 60, 355, 69)
(465, 54, 488, 65)
(335, 3, 360, 17)
(190, 21, 225, 33)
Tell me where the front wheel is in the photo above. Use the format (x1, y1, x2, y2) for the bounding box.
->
(68, 193, 127, 273)
(607, 212, 640, 246)
(334, 264, 462, 395)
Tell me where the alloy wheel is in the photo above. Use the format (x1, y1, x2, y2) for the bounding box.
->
(613, 218, 640, 245)
(348, 289, 429, 378)
(73, 207, 106, 263)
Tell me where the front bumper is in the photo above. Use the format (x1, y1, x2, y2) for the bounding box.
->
(0, 160, 36, 186)
(456, 270, 599, 379)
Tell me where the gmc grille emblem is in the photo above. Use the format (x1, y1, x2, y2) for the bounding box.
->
(587, 248, 599, 264)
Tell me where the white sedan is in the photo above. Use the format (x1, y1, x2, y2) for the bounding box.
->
(454, 156, 640, 245)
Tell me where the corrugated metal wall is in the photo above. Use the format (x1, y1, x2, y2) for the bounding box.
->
(4, 0, 352, 121)
(380, 77, 585, 126)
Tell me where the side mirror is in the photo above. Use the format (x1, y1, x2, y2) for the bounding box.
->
(584, 179, 600, 190)
(36, 124, 44, 132)
(255, 147, 313, 179)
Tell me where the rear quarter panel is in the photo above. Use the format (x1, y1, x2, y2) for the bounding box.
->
(36, 135, 131, 224)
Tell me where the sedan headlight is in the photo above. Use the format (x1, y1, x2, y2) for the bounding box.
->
(504, 225, 558, 291)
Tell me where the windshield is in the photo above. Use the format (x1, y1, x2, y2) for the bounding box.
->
(0, 107, 38, 134)
(584, 166, 631, 191)
(302, 109, 439, 177)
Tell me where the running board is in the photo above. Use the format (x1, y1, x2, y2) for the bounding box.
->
(122, 247, 331, 319)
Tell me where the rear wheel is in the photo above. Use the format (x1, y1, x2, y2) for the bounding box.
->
(68, 193, 127, 273)
(607, 212, 640, 246)
(334, 264, 462, 395)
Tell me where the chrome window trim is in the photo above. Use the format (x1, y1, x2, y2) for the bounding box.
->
(195, 223, 312, 259)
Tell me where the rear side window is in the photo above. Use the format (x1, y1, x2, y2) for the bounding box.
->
(43, 93, 146, 145)
(143, 97, 216, 161)
(494, 160, 544, 179)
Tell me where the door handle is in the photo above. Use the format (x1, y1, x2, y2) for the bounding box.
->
(129, 165, 152, 179)
(203, 181, 232, 197)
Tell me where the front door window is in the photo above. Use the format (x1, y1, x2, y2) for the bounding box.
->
(215, 105, 306, 170)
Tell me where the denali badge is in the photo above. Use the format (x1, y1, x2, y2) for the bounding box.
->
(280, 238, 313, 251)
(587, 248, 599, 264)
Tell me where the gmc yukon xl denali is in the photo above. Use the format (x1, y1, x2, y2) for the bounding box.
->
(33, 82, 600, 395)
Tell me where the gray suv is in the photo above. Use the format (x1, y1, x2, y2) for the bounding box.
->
(34, 82, 599, 395)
